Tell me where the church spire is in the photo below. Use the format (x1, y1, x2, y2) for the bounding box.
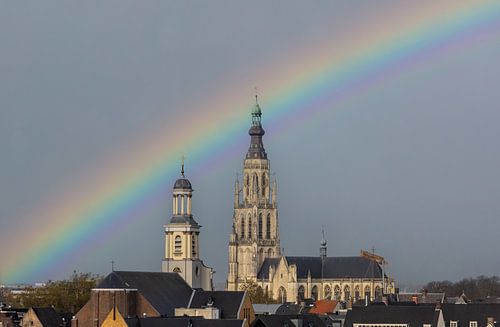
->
(320, 226, 327, 259)
(246, 95, 267, 159)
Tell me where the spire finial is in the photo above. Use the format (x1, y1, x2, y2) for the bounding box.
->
(181, 155, 186, 177)
(254, 86, 259, 104)
(321, 225, 327, 246)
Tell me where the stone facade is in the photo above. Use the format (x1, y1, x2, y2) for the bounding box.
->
(227, 98, 281, 291)
(226, 98, 396, 302)
(256, 256, 395, 303)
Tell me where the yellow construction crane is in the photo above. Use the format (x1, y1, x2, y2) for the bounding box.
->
(360, 249, 388, 294)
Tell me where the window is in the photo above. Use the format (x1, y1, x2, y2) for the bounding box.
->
(248, 215, 252, 239)
(262, 174, 266, 196)
(245, 175, 250, 196)
(241, 218, 245, 239)
(375, 286, 382, 300)
(173, 267, 181, 273)
(470, 322, 478, 327)
(334, 285, 341, 301)
(450, 322, 458, 327)
(298, 286, 305, 301)
(266, 214, 271, 239)
(311, 286, 318, 301)
(344, 286, 351, 301)
(364, 286, 371, 300)
(192, 234, 196, 256)
(174, 236, 182, 252)
(324, 285, 332, 299)
(258, 214, 263, 239)
(279, 287, 287, 303)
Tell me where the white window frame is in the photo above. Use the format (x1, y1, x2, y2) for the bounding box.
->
(470, 321, 478, 327)
(450, 321, 458, 327)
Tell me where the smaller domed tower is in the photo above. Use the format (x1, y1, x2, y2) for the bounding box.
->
(162, 163, 214, 290)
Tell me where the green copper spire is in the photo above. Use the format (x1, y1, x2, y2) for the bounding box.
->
(251, 94, 262, 125)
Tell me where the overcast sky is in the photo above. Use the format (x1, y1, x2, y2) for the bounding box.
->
(1, 1, 500, 289)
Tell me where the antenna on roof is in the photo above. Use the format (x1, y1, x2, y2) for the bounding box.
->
(111, 260, 115, 272)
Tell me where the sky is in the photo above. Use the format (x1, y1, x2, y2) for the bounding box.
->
(1, 1, 500, 288)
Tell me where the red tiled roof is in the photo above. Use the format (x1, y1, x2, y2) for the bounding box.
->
(309, 300, 338, 314)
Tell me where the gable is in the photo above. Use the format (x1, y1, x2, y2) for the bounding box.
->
(97, 271, 192, 315)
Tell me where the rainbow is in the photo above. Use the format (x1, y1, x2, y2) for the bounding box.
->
(2, 2, 500, 284)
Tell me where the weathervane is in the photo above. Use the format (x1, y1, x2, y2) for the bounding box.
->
(180, 155, 186, 177)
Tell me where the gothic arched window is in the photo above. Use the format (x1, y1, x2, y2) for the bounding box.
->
(334, 285, 341, 301)
(248, 214, 252, 239)
(324, 285, 332, 299)
(364, 286, 371, 300)
(174, 236, 182, 253)
(355, 285, 361, 300)
(279, 287, 287, 304)
(173, 267, 181, 273)
(311, 285, 318, 301)
(298, 286, 305, 301)
(262, 174, 266, 197)
(375, 286, 382, 300)
(266, 214, 271, 239)
(258, 214, 263, 239)
(241, 217, 245, 239)
(344, 286, 351, 301)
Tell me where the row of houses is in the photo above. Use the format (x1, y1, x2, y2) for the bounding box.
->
(3, 271, 500, 327)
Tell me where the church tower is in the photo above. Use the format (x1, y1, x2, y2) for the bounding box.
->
(162, 163, 214, 290)
(227, 96, 281, 291)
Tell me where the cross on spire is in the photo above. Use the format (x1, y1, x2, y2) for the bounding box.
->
(181, 155, 186, 177)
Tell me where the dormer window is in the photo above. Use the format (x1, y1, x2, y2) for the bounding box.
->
(470, 322, 478, 327)
(450, 321, 458, 327)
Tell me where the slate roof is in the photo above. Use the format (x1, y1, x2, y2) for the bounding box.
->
(252, 304, 282, 315)
(275, 304, 309, 315)
(257, 257, 383, 280)
(188, 291, 245, 319)
(31, 307, 62, 327)
(96, 271, 193, 316)
(251, 314, 327, 327)
(170, 214, 200, 225)
(343, 306, 440, 327)
(440, 303, 500, 327)
(125, 317, 244, 327)
(174, 178, 192, 190)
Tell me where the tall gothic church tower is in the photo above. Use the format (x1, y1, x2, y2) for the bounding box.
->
(227, 97, 281, 291)
(162, 164, 214, 290)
